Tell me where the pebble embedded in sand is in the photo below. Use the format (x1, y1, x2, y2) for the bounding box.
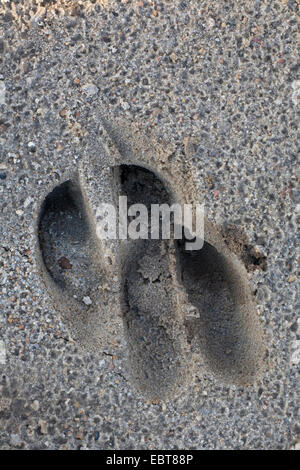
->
(83, 296, 92, 305)
(0, 340, 6, 365)
(0, 81, 5, 105)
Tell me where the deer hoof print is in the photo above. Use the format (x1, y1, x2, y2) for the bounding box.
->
(37, 124, 265, 400)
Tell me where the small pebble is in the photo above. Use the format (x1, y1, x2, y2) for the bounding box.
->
(291, 80, 300, 106)
(27, 142, 36, 152)
(0, 340, 6, 364)
(75, 431, 83, 440)
(58, 257, 72, 269)
(121, 100, 130, 111)
(83, 296, 92, 305)
(32, 400, 40, 411)
(207, 17, 215, 28)
(0, 80, 5, 105)
(38, 420, 48, 435)
(290, 341, 300, 365)
(24, 197, 34, 208)
(82, 83, 99, 97)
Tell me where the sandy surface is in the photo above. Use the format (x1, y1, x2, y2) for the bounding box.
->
(0, 0, 299, 449)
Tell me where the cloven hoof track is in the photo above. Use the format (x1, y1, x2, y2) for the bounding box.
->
(38, 165, 265, 400)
